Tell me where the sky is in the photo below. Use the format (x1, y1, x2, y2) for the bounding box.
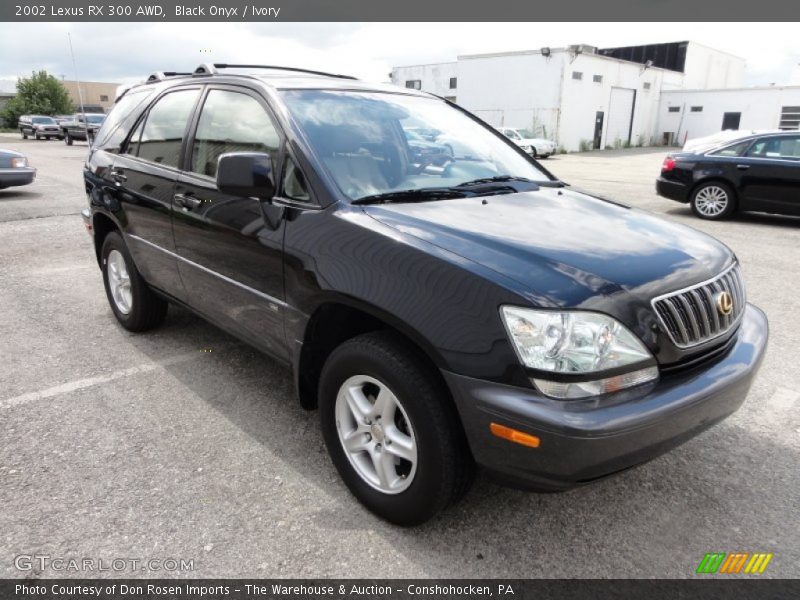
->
(0, 22, 798, 87)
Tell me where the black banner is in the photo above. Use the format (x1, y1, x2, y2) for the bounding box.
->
(2, 0, 798, 22)
(3, 580, 799, 600)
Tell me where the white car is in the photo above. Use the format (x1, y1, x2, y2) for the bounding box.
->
(497, 127, 556, 158)
(682, 129, 783, 154)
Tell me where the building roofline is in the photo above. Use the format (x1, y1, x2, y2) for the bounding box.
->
(390, 61, 458, 70)
(662, 84, 800, 93)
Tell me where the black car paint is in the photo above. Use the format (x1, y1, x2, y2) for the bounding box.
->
(657, 134, 800, 216)
(84, 74, 767, 488)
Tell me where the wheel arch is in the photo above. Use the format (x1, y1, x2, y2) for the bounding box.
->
(294, 298, 450, 411)
(92, 211, 121, 266)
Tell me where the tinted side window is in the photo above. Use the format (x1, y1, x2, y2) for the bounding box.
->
(191, 89, 281, 178)
(125, 117, 145, 157)
(282, 156, 310, 201)
(747, 136, 800, 160)
(138, 89, 200, 168)
(94, 88, 154, 150)
(709, 140, 750, 157)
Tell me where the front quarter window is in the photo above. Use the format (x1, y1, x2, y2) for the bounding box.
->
(281, 90, 551, 201)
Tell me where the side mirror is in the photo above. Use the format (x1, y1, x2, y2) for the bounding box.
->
(216, 152, 275, 199)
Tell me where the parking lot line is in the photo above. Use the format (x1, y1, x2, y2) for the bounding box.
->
(0, 350, 210, 410)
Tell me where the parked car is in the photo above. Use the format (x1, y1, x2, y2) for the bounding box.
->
(657, 131, 800, 220)
(82, 65, 767, 525)
(61, 113, 106, 145)
(498, 127, 556, 158)
(0, 149, 36, 189)
(682, 129, 783, 154)
(403, 128, 449, 165)
(18, 115, 62, 140)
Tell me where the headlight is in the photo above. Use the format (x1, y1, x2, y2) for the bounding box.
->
(500, 306, 658, 399)
(11, 157, 27, 168)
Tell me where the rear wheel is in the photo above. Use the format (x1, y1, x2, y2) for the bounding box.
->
(65, 132, 73, 146)
(319, 332, 474, 526)
(20, 129, 28, 139)
(691, 181, 736, 220)
(101, 232, 167, 332)
(34, 133, 41, 140)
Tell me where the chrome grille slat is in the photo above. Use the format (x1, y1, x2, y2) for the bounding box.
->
(652, 263, 746, 349)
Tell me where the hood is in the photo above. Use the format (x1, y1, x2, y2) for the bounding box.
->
(363, 187, 733, 310)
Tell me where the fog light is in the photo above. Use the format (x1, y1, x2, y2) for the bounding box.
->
(533, 366, 659, 399)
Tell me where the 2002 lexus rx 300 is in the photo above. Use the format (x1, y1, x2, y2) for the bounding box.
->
(82, 64, 768, 525)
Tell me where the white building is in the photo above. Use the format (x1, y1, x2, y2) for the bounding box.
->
(392, 42, 746, 151)
(658, 86, 800, 145)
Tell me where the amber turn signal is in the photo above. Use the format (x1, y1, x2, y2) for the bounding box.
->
(490, 422, 540, 448)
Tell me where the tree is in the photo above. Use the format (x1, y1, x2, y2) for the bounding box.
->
(1, 71, 74, 127)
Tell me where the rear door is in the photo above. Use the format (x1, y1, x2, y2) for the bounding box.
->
(738, 135, 800, 215)
(109, 86, 202, 297)
(171, 85, 288, 360)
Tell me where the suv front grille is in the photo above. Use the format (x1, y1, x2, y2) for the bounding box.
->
(652, 263, 745, 349)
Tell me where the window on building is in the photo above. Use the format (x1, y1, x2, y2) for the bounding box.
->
(572, 71, 583, 81)
(690, 106, 703, 112)
(100, 95, 109, 102)
(779, 106, 800, 130)
(405, 80, 421, 90)
(643, 82, 652, 90)
(449, 77, 457, 89)
(592, 75, 603, 83)
(668, 106, 681, 113)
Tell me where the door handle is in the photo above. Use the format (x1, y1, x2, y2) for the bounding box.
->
(110, 169, 127, 183)
(174, 193, 202, 210)
(736, 164, 750, 170)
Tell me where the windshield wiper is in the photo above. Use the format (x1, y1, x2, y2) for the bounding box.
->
(352, 188, 469, 205)
(456, 175, 536, 187)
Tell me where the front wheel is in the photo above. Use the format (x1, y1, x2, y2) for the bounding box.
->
(101, 232, 168, 332)
(691, 181, 736, 220)
(64, 132, 73, 146)
(319, 332, 474, 526)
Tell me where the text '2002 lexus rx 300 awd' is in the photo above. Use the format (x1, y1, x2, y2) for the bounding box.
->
(81, 64, 768, 525)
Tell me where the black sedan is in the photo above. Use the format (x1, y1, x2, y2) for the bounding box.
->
(0, 149, 36, 190)
(657, 131, 800, 220)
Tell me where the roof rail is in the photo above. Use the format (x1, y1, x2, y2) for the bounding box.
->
(202, 63, 358, 80)
(193, 63, 216, 76)
(146, 71, 193, 83)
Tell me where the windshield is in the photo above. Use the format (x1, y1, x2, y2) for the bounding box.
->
(33, 117, 55, 124)
(281, 90, 551, 201)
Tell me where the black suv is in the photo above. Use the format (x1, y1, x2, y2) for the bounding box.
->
(82, 64, 768, 525)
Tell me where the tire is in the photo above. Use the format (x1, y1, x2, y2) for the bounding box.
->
(101, 231, 168, 332)
(35, 133, 41, 140)
(65, 132, 73, 146)
(530, 148, 538, 158)
(20, 130, 28, 140)
(319, 332, 474, 526)
(690, 181, 737, 220)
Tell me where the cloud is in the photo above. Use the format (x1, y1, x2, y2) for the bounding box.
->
(0, 22, 798, 86)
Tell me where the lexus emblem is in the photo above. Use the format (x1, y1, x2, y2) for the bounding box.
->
(715, 291, 734, 316)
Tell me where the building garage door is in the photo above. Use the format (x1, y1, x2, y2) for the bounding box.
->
(605, 87, 636, 147)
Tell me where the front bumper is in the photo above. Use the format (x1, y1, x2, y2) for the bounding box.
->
(0, 167, 36, 188)
(656, 176, 689, 202)
(444, 303, 768, 490)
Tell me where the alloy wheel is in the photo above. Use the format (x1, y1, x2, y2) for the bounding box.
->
(335, 374, 418, 494)
(107, 249, 133, 314)
(694, 185, 729, 217)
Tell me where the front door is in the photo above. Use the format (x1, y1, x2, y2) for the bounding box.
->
(171, 86, 288, 360)
(737, 134, 800, 215)
(721, 112, 741, 130)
